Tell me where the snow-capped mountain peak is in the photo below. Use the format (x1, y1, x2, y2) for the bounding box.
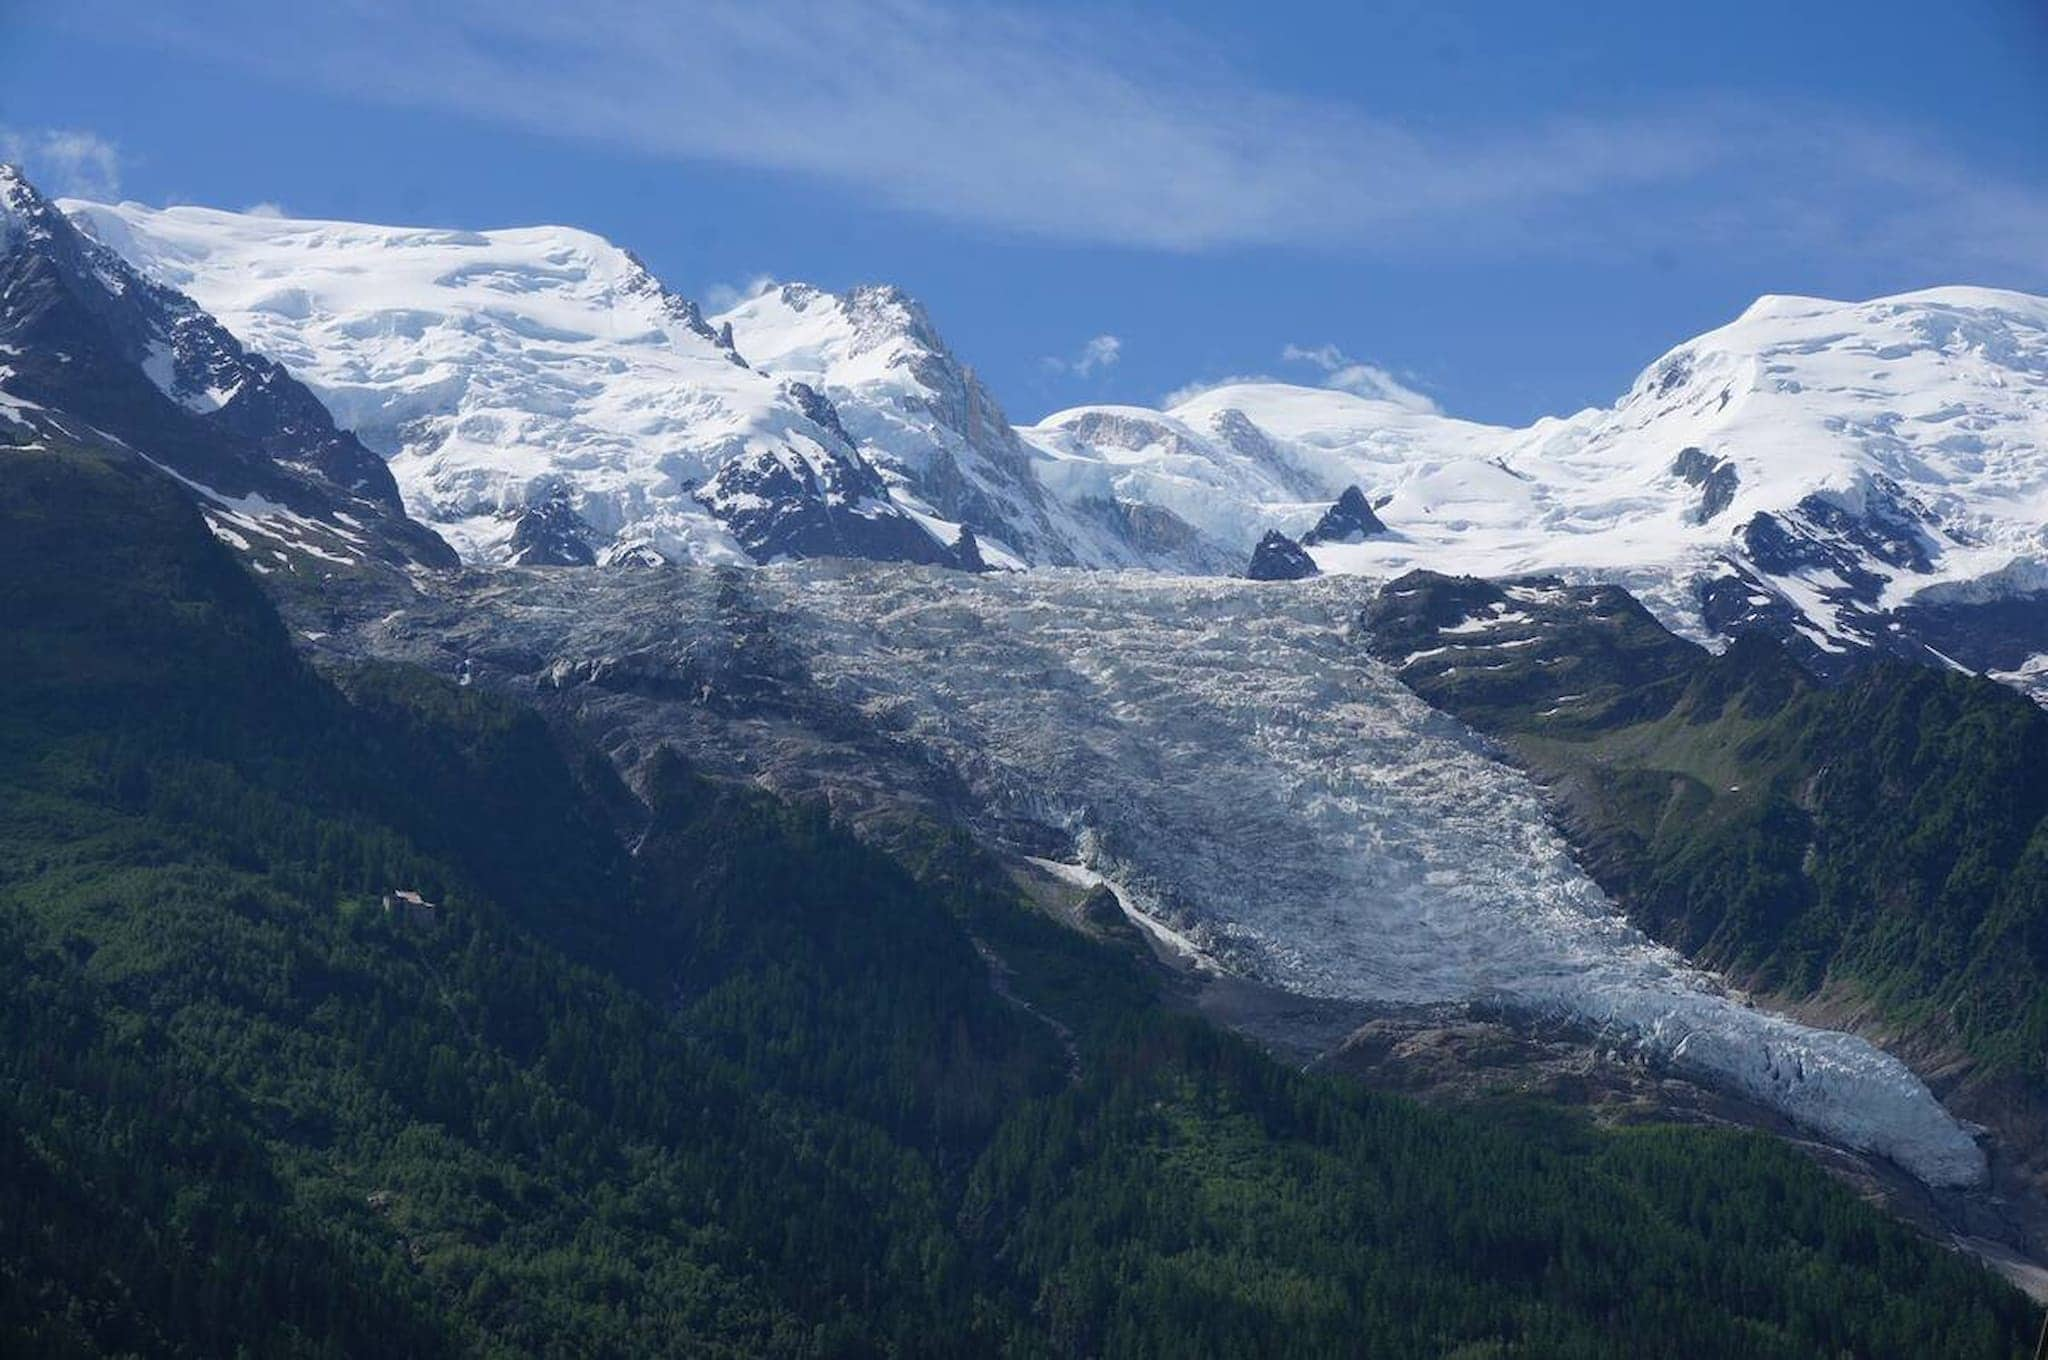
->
(714, 279, 1087, 568)
(52, 178, 2048, 681)
(1, 165, 453, 572)
(62, 199, 955, 569)
(0, 162, 50, 248)
(1028, 286, 2048, 679)
(1496, 286, 2048, 661)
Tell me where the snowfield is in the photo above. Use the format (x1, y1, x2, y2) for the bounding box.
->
(62, 200, 922, 566)
(1027, 288, 2048, 652)
(367, 564, 1988, 1188)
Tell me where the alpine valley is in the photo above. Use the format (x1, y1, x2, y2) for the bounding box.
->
(6, 159, 2048, 1356)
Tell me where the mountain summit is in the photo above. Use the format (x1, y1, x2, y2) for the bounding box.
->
(713, 282, 1070, 567)
(1, 165, 453, 572)
(1301, 485, 1388, 545)
(63, 197, 957, 569)
(1029, 288, 2048, 681)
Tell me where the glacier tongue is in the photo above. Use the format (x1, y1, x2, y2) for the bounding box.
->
(721, 566, 1984, 1187)
(362, 562, 1986, 1187)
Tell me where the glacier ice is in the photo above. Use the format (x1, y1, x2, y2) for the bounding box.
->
(385, 564, 1989, 1188)
(790, 568, 1988, 1186)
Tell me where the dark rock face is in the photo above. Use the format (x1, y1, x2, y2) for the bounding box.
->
(1060, 496, 1238, 575)
(746, 282, 1079, 566)
(1737, 483, 1939, 616)
(1113, 501, 1232, 568)
(1652, 352, 1694, 396)
(1678, 476, 1957, 682)
(1671, 447, 1739, 522)
(0, 164, 454, 571)
(1361, 570, 1704, 730)
(1890, 594, 2048, 691)
(1362, 571, 1513, 645)
(686, 371, 956, 567)
(694, 441, 952, 567)
(1244, 530, 1318, 581)
(781, 378, 861, 453)
(951, 525, 990, 574)
(1078, 885, 1126, 930)
(507, 490, 597, 566)
(1697, 566, 1810, 641)
(1798, 481, 1938, 575)
(1301, 485, 1388, 545)
(1208, 407, 1325, 500)
(1697, 558, 2048, 694)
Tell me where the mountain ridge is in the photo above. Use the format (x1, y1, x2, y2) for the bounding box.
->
(60, 193, 963, 570)
(1029, 284, 2048, 684)
(1, 166, 455, 574)
(36, 176, 2048, 695)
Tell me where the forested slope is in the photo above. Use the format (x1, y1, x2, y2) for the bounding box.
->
(0, 446, 2033, 1356)
(1366, 571, 2048, 1128)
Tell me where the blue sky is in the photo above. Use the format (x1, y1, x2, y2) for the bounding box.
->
(4, 1, 2045, 425)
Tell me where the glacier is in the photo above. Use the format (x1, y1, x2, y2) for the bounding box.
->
(362, 563, 1988, 1188)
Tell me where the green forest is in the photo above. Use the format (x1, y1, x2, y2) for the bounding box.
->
(1, 444, 2037, 1355)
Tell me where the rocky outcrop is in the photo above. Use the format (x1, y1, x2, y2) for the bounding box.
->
(1, 165, 455, 572)
(1301, 485, 1388, 545)
(507, 490, 597, 566)
(952, 525, 990, 574)
(1671, 447, 1739, 522)
(1245, 530, 1318, 581)
(694, 438, 952, 566)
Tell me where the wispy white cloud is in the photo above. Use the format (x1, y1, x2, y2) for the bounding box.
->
(1044, 334, 1123, 378)
(1077, 335, 1122, 375)
(1160, 348, 1436, 411)
(702, 274, 778, 315)
(66, 0, 1714, 251)
(1281, 344, 1437, 413)
(1160, 374, 1270, 408)
(1720, 120, 2048, 282)
(55, 1, 2048, 278)
(0, 127, 122, 199)
(241, 200, 288, 218)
